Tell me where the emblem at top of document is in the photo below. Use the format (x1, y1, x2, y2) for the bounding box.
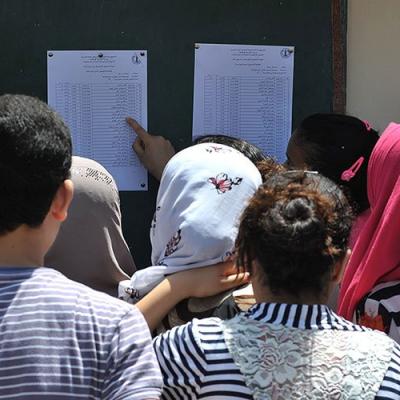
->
(131, 53, 142, 65)
(280, 47, 294, 58)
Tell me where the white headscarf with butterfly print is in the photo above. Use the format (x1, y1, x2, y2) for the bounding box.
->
(119, 143, 262, 302)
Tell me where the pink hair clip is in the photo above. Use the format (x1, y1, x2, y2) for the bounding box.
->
(363, 120, 372, 131)
(341, 157, 365, 182)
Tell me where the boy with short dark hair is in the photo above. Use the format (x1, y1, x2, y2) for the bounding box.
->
(0, 94, 161, 399)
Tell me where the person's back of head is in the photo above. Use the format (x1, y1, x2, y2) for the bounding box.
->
(45, 156, 136, 296)
(236, 170, 353, 301)
(123, 142, 263, 302)
(151, 143, 262, 269)
(0, 94, 71, 236)
(287, 113, 379, 214)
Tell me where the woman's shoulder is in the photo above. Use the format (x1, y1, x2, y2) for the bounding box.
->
(154, 317, 225, 348)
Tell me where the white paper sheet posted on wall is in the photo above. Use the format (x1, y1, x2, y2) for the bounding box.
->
(192, 43, 294, 163)
(47, 50, 148, 191)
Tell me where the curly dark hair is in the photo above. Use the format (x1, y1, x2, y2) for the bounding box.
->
(256, 158, 287, 182)
(236, 170, 353, 297)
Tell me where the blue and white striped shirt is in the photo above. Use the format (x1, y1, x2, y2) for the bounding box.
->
(154, 302, 400, 399)
(0, 267, 162, 399)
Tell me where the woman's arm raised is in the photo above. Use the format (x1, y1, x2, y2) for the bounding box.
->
(136, 262, 249, 332)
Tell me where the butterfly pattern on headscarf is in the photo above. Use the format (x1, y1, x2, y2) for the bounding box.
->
(164, 229, 182, 257)
(119, 143, 262, 305)
(208, 173, 243, 194)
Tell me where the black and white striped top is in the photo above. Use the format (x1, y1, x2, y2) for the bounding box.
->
(356, 280, 400, 344)
(0, 267, 162, 399)
(154, 302, 400, 399)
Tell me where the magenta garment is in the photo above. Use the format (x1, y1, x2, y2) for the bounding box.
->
(348, 209, 371, 249)
(338, 123, 400, 320)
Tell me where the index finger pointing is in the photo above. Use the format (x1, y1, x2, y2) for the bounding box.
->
(126, 117, 149, 139)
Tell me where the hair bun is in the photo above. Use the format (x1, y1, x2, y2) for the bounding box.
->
(268, 197, 326, 253)
(283, 198, 313, 222)
(235, 170, 353, 297)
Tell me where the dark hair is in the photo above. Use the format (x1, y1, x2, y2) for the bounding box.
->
(236, 171, 353, 297)
(0, 94, 72, 234)
(292, 113, 379, 214)
(194, 134, 267, 164)
(256, 158, 287, 182)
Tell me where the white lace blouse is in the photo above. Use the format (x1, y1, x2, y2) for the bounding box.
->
(154, 303, 400, 399)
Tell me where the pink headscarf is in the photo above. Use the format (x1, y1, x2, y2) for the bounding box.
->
(338, 123, 400, 319)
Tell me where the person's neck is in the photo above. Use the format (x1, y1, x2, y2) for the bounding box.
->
(253, 280, 328, 306)
(0, 226, 45, 267)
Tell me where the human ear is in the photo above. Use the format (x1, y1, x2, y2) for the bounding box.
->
(50, 180, 74, 222)
(331, 249, 351, 284)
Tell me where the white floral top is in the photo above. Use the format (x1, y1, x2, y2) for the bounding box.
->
(223, 313, 393, 399)
(154, 303, 400, 399)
